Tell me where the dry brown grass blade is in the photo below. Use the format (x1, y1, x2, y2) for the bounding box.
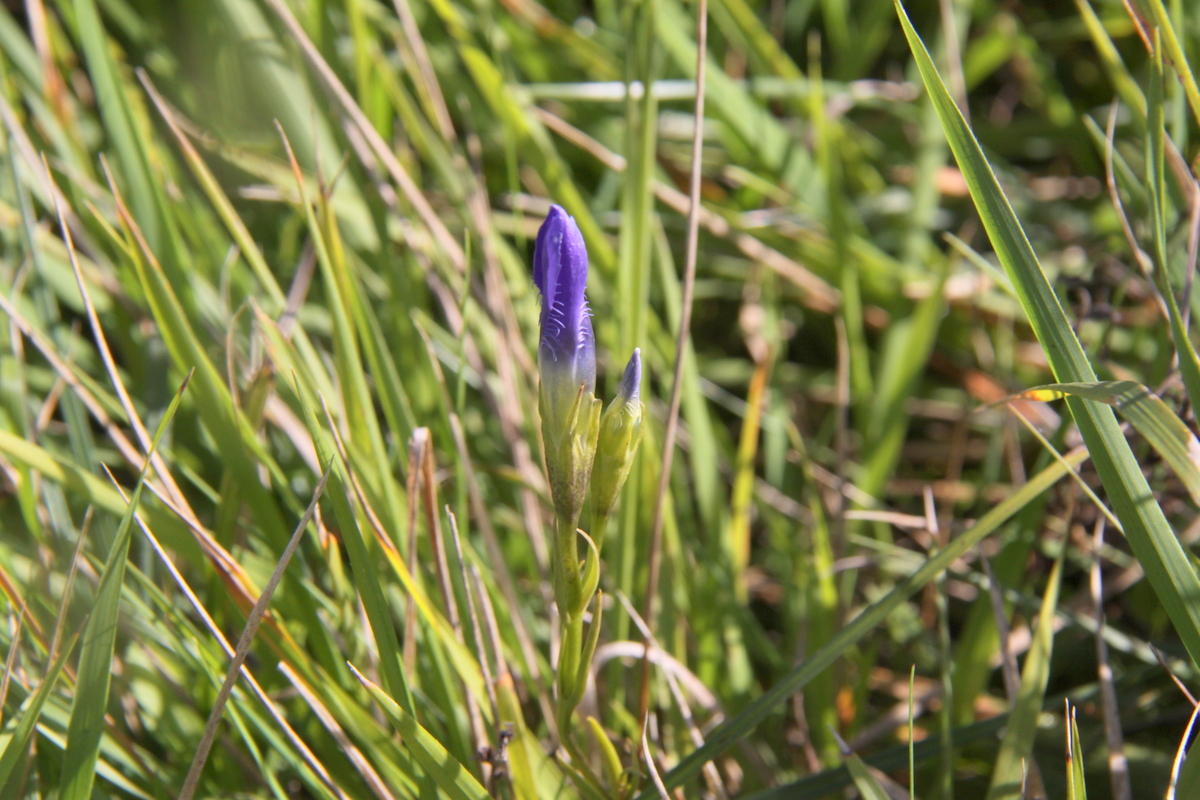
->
(641, 720, 672, 800)
(618, 593, 728, 799)
(403, 427, 487, 747)
(982, 553, 1020, 703)
(444, 508, 491, 758)
(0, 558, 44, 648)
(456, 518, 499, 721)
(390, 0, 456, 141)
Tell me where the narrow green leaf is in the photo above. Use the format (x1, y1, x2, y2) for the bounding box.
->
(747, 715, 1011, 799)
(351, 664, 491, 800)
(832, 731, 890, 800)
(59, 369, 192, 800)
(1145, 0, 1200, 128)
(896, 0, 1200, 671)
(1071, 0, 1146, 123)
(1176, 733, 1200, 799)
(1066, 704, 1087, 800)
(986, 555, 1063, 799)
(644, 447, 1086, 797)
(292, 377, 412, 710)
(0, 633, 78, 788)
(1023, 381, 1200, 507)
(70, 0, 159, 247)
(1147, 40, 1200, 417)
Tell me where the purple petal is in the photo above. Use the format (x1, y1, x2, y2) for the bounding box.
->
(533, 204, 593, 391)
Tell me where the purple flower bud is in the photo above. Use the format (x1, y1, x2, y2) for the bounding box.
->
(536, 205, 601, 533)
(535, 205, 595, 418)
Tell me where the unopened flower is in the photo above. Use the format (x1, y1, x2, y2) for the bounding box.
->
(535, 206, 601, 530)
(589, 349, 644, 540)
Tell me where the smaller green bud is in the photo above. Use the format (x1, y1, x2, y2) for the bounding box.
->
(541, 380, 602, 531)
(590, 350, 644, 525)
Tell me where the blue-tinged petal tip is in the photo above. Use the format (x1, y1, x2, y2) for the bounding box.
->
(619, 349, 641, 403)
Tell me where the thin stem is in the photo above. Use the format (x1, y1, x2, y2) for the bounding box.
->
(638, 0, 708, 727)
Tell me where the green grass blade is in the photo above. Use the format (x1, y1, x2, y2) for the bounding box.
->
(1145, 0, 1200, 128)
(0, 632, 78, 788)
(1066, 704, 1087, 800)
(896, 0, 1200, 669)
(351, 664, 491, 800)
(1023, 381, 1200, 507)
(1147, 40, 1200, 415)
(986, 554, 1063, 800)
(69, 0, 159, 247)
(642, 447, 1086, 797)
(1071, 0, 1146, 123)
(292, 377, 413, 710)
(58, 369, 191, 800)
(833, 731, 890, 800)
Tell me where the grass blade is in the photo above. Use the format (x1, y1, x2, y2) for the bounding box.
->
(986, 553, 1063, 800)
(643, 447, 1086, 797)
(58, 369, 192, 800)
(0, 632, 78, 788)
(832, 730, 891, 800)
(1066, 703, 1087, 800)
(351, 664, 491, 800)
(1021, 381, 1200, 506)
(292, 377, 413, 710)
(896, 0, 1200, 670)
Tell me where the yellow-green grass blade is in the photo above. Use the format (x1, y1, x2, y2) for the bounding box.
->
(210, 0, 379, 251)
(833, 731, 891, 800)
(1021, 381, 1200, 507)
(352, 664, 492, 800)
(293, 378, 413, 711)
(640, 446, 1087, 797)
(0, 632, 77, 788)
(279, 136, 407, 543)
(896, 0, 1200, 668)
(0, 429, 188, 549)
(1145, 0, 1200, 128)
(1072, 0, 1146, 124)
(655, 0, 804, 186)
(986, 554, 1064, 800)
(1066, 704, 1087, 800)
(68, 0, 162, 250)
(1147, 41, 1200, 416)
(58, 370, 191, 800)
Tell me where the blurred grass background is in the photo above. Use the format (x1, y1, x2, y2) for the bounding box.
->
(0, 0, 1199, 797)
